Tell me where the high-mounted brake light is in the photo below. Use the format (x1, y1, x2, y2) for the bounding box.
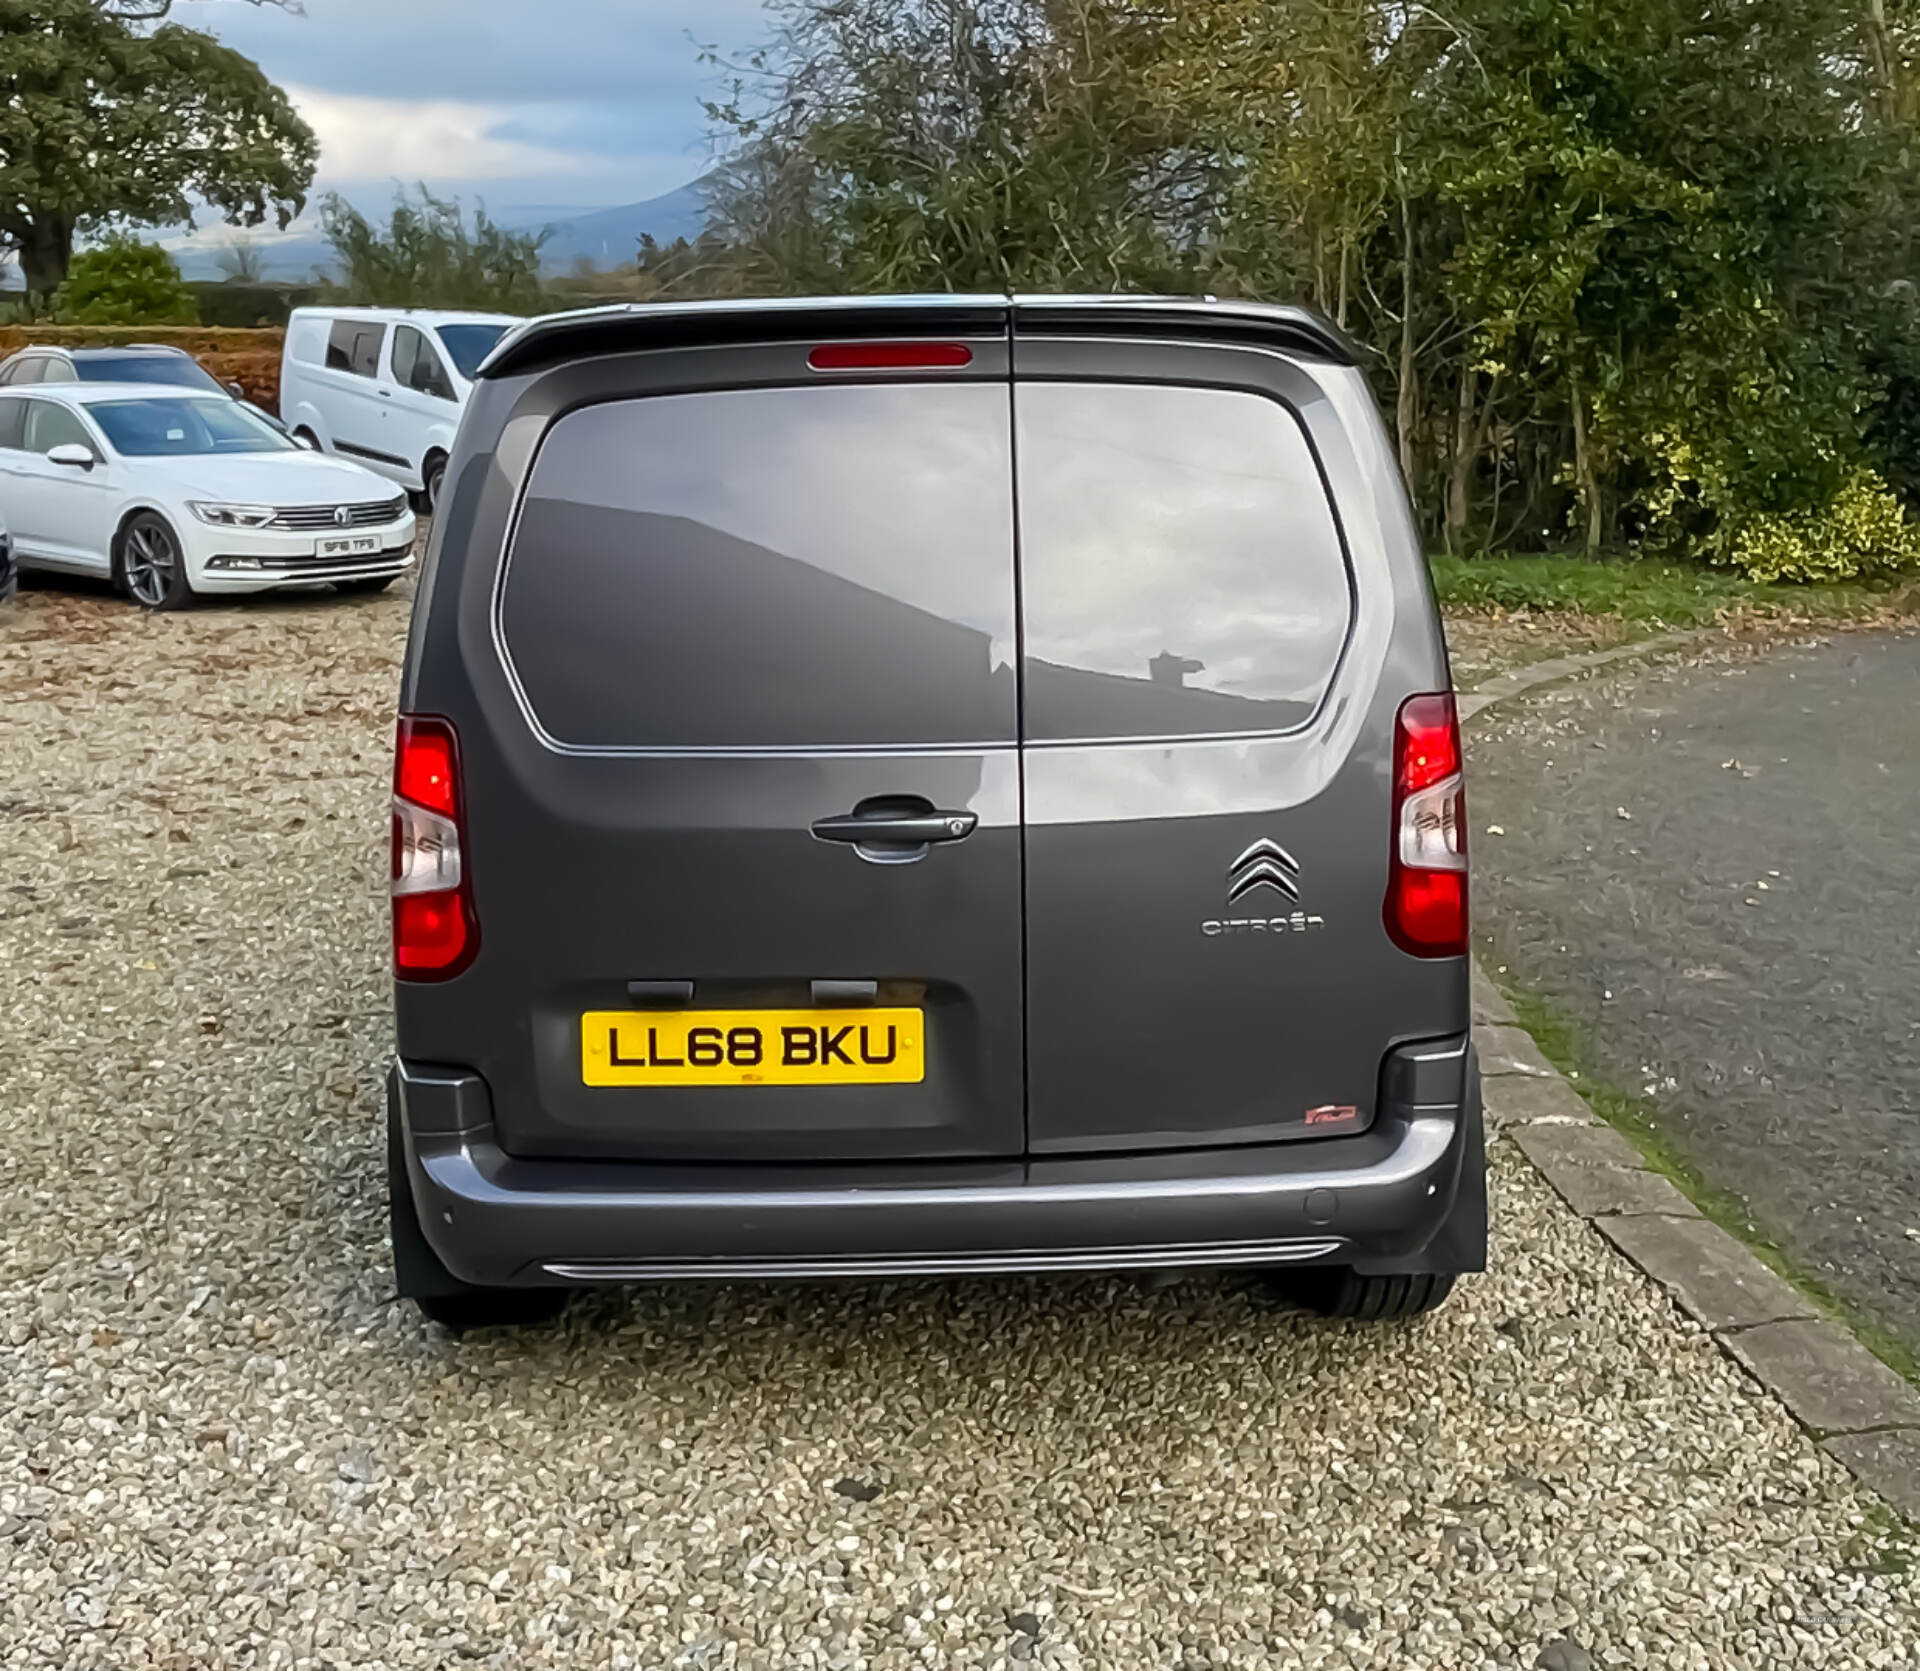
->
(808, 341, 973, 371)
(392, 715, 477, 979)
(1385, 693, 1468, 957)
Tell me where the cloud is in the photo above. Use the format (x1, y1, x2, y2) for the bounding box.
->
(187, 0, 768, 211)
(204, 0, 767, 118)
(266, 84, 710, 215)
(287, 86, 598, 187)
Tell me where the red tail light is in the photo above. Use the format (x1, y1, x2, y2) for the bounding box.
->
(808, 341, 973, 371)
(392, 715, 477, 979)
(1385, 693, 1468, 957)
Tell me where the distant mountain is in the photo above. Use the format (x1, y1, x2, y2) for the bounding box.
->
(163, 177, 714, 283)
(524, 180, 713, 269)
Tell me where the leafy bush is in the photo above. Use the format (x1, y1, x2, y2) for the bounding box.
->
(51, 237, 198, 325)
(192, 282, 315, 328)
(1716, 472, 1920, 584)
(320, 187, 543, 312)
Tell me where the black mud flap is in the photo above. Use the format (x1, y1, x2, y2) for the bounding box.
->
(1355, 1050, 1487, 1277)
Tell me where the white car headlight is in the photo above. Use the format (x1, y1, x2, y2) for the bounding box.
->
(187, 502, 277, 529)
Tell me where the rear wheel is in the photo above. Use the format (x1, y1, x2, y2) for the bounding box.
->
(116, 512, 194, 612)
(1275, 1268, 1457, 1320)
(421, 453, 446, 512)
(387, 1081, 568, 1331)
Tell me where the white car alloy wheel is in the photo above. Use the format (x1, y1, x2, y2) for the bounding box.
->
(120, 513, 191, 611)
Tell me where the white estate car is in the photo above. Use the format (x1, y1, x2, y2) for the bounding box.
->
(0, 383, 417, 611)
(279, 307, 520, 508)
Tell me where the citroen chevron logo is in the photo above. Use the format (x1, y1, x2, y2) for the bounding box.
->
(1227, 838, 1301, 904)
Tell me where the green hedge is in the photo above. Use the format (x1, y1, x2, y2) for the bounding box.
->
(187, 282, 318, 329)
(0, 324, 282, 357)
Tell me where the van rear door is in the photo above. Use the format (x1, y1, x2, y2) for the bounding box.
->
(1013, 335, 1437, 1153)
(469, 362, 1027, 1163)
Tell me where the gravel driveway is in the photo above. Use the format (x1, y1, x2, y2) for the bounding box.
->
(1, 578, 1915, 1670)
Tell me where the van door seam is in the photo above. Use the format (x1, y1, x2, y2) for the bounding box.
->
(1007, 311, 1032, 1163)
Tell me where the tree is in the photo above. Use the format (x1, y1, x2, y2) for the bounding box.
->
(1412, 0, 1918, 559)
(96, 1, 301, 17)
(51, 234, 196, 323)
(0, 0, 316, 299)
(709, 0, 1920, 575)
(319, 188, 546, 311)
(704, 0, 1206, 294)
(215, 232, 265, 282)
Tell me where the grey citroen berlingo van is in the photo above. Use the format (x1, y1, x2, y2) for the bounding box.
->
(386, 295, 1484, 1328)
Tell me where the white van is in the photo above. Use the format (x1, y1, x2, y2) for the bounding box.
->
(279, 308, 521, 509)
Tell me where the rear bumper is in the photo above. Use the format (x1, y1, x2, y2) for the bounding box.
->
(394, 1037, 1480, 1286)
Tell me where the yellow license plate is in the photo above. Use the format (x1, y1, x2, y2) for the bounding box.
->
(581, 1008, 925, 1087)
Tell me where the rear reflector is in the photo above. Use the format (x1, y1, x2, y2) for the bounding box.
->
(1385, 694, 1468, 957)
(808, 341, 973, 371)
(392, 715, 477, 979)
(394, 890, 469, 974)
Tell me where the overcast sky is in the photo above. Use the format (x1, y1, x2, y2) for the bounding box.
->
(194, 0, 769, 214)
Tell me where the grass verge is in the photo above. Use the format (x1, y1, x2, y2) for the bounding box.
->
(1498, 980, 1920, 1396)
(1431, 550, 1920, 628)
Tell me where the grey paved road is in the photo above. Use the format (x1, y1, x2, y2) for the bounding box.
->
(1470, 630, 1920, 1352)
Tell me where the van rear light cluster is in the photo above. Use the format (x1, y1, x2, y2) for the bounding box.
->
(1385, 693, 1468, 957)
(392, 715, 477, 979)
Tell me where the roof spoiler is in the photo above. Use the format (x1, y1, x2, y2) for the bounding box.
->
(477, 294, 1359, 380)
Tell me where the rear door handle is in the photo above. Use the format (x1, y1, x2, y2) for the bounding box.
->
(812, 801, 977, 863)
(812, 811, 977, 844)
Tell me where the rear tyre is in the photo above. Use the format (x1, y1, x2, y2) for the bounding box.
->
(115, 512, 194, 612)
(1266, 1051, 1484, 1323)
(386, 1079, 568, 1331)
(1277, 1268, 1458, 1321)
(422, 453, 446, 512)
(414, 1287, 569, 1332)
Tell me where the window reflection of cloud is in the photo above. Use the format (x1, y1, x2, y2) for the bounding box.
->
(1019, 385, 1348, 706)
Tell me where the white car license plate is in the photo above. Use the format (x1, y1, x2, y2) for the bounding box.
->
(316, 533, 380, 558)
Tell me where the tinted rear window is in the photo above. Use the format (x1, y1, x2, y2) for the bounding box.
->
(326, 320, 385, 377)
(1016, 382, 1352, 741)
(75, 354, 220, 390)
(500, 384, 1016, 749)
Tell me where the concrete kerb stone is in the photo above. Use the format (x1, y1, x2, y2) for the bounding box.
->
(1511, 1121, 1703, 1219)
(1476, 1023, 1558, 1080)
(1469, 962, 1515, 1026)
(1454, 627, 1717, 725)
(1599, 1214, 1817, 1333)
(1723, 1321, 1920, 1437)
(1821, 1431, 1920, 1521)
(1458, 628, 1920, 1519)
(1480, 1072, 1595, 1133)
